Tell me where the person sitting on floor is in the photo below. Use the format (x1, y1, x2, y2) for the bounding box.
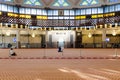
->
(9, 48, 17, 56)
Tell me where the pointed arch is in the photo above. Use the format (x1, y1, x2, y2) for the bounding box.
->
(80, 0, 99, 6)
(52, 0, 70, 7)
(24, 0, 42, 6)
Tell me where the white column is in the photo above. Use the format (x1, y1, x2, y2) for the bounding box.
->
(16, 30, 20, 48)
(102, 29, 106, 48)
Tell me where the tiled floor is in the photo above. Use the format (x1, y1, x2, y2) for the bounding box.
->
(0, 59, 120, 80)
(0, 49, 120, 80)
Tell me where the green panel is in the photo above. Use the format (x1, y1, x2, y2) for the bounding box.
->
(52, 0, 70, 7)
(80, 0, 98, 6)
(24, 0, 42, 6)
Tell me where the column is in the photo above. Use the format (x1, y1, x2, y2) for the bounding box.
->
(102, 29, 106, 48)
(16, 30, 20, 48)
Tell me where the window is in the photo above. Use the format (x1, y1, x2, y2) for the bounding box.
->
(98, 7, 103, 13)
(64, 10, 69, 15)
(109, 5, 115, 12)
(0, 4, 2, 11)
(2, 4, 7, 12)
(19, 8, 25, 14)
(25, 8, 31, 14)
(4, 0, 13, 2)
(52, 0, 70, 7)
(104, 6, 109, 13)
(37, 9, 42, 15)
(115, 4, 120, 11)
(42, 10, 47, 15)
(81, 9, 86, 15)
(109, 0, 118, 2)
(31, 9, 36, 15)
(70, 10, 74, 15)
(48, 10, 52, 15)
(53, 10, 58, 15)
(86, 8, 91, 14)
(75, 10, 81, 15)
(92, 8, 97, 14)
(14, 7, 18, 13)
(24, 0, 42, 6)
(80, 0, 99, 6)
(8, 5, 13, 12)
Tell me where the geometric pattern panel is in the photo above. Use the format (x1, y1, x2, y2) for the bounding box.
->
(64, 20, 69, 26)
(80, 0, 99, 6)
(70, 20, 74, 26)
(52, 0, 70, 7)
(24, 0, 42, 6)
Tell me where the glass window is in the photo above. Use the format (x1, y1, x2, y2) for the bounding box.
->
(115, 4, 120, 11)
(92, 8, 97, 14)
(81, 9, 85, 15)
(4, 0, 13, 2)
(98, 7, 103, 13)
(53, 10, 58, 15)
(25, 8, 31, 14)
(109, 0, 118, 2)
(104, 6, 109, 13)
(2, 4, 7, 12)
(42, 10, 47, 15)
(19, 8, 25, 14)
(36, 9, 42, 15)
(31, 9, 36, 15)
(64, 10, 69, 15)
(109, 5, 115, 12)
(0, 4, 2, 11)
(86, 8, 91, 14)
(70, 10, 74, 15)
(48, 10, 52, 15)
(14, 7, 18, 13)
(75, 10, 81, 15)
(8, 5, 13, 12)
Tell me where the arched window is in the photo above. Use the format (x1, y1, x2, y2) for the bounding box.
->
(80, 0, 99, 6)
(52, 0, 70, 7)
(1, 0, 13, 2)
(24, 0, 42, 6)
(109, 0, 118, 2)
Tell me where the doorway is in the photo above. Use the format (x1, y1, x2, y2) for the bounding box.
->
(58, 37, 64, 48)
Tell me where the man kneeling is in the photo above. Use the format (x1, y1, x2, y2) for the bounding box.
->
(9, 48, 17, 56)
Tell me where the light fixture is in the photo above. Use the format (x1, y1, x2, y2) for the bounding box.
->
(88, 33, 92, 38)
(6, 32, 10, 36)
(112, 30, 116, 36)
(32, 33, 35, 37)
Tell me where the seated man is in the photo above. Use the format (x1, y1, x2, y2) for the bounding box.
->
(9, 48, 17, 56)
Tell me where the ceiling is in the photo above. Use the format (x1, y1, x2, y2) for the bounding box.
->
(1, 0, 120, 9)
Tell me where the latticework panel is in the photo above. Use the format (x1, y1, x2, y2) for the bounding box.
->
(64, 20, 70, 26)
(70, 20, 74, 26)
(52, 20, 58, 26)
